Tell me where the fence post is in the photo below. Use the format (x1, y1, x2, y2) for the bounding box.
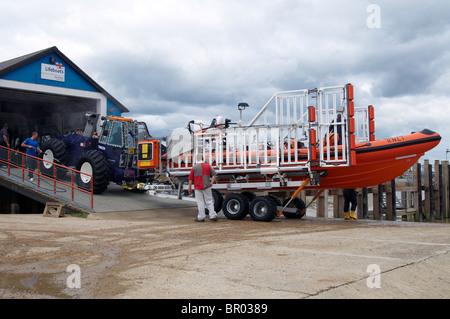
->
(362, 187, 368, 219)
(391, 179, 397, 220)
(300, 189, 306, 206)
(443, 161, 449, 219)
(22, 154, 25, 181)
(356, 187, 368, 219)
(7, 148, 11, 175)
(385, 181, 393, 220)
(37, 157, 41, 188)
(415, 163, 423, 221)
(333, 190, 339, 218)
(423, 160, 431, 220)
(372, 185, 382, 220)
(357, 188, 362, 218)
(428, 163, 434, 221)
(433, 161, 438, 218)
(438, 162, 444, 220)
(333, 189, 344, 218)
(317, 190, 327, 218)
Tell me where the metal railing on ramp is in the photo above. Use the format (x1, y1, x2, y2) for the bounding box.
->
(0, 145, 94, 213)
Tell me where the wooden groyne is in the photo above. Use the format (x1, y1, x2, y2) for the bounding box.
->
(301, 160, 449, 222)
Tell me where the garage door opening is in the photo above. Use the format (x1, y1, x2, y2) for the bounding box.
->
(0, 87, 98, 149)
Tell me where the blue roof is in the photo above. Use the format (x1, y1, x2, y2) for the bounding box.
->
(0, 46, 128, 113)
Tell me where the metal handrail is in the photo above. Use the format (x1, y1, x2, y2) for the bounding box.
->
(0, 145, 94, 211)
(166, 85, 374, 179)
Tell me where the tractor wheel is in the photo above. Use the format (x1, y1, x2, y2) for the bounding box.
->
(222, 193, 249, 220)
(281, 198, 306, 219)
(40, 138, 68, 178)
(75, 150, 110, 194)
(249, 196, 278, 222)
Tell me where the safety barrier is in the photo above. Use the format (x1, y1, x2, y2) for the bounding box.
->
(296, 160, 449, 222)
(167, 84, 374, 177)
(0, 145, 94, 211)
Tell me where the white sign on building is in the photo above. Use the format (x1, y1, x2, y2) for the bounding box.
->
(41, 63, 65, 82)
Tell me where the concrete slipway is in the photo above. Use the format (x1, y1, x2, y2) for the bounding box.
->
(0, 180, 449, 301)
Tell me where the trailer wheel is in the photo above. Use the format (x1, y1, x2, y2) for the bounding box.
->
(40, 138, 68, 178)
(267, 194, 281, 207)
(206, 189, 224, 215)
(249, 196, 277, 222)
(282, 198, 306, 219)
(212, 189, 223, 213)
(222, 193, 249, 220)
(75, 150, 110, 194)
(241, 191, 256, 202)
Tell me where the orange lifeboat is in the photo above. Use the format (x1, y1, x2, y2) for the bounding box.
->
(309, 129, 441, 189)
(147, 128, 440, 190)
(138, 84, 441, 191)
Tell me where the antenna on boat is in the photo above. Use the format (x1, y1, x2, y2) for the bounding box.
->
(238, 102, 249, 123)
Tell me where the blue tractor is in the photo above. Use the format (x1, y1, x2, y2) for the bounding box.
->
(40, 113, 154, 194)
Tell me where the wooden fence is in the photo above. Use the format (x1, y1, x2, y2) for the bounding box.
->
(299, 160, 449, 222)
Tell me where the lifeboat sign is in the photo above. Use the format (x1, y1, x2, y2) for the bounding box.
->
(386, 136, 405, 144)
(41, 63, 65, 82)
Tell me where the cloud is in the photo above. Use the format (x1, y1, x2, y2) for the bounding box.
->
(1, 0, 449, 159)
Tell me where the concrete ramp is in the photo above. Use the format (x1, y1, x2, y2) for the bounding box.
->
(1, 166, 196, 215)
(90, 184, 197, 213)
(0, 167, 93, 214)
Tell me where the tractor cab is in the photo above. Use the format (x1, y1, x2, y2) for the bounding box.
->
(98, 116, 151, 148)
(96, 116, 151, 171)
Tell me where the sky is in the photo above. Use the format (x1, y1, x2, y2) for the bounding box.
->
(1, 0, 450, 161)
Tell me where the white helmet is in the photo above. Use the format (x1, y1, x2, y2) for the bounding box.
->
(216, 116, 225, 126)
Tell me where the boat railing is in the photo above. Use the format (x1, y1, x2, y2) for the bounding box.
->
(167, 84, 374, 176)
(354, 105, 375, 143)
(167, 124, 311, 175)
(248, 89, 310, 127)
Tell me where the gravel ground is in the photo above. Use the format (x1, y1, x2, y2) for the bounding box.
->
(0, 208, 449, 299)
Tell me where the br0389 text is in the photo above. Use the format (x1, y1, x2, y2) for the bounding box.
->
(225, 303, 268, 314)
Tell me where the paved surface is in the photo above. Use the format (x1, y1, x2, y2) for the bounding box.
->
(91, 185, 197, 213)
(0, 202, 449, 299)
(1, 165, 196, 213)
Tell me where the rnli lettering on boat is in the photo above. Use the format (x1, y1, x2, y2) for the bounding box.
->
(386, 136, 405, 143)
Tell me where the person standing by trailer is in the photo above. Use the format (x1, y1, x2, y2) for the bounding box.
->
(21, 132, 43, 182)
(0, 124, 10, 166)
(188, 155, 218, 222)
(343, 188, 358, 220)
